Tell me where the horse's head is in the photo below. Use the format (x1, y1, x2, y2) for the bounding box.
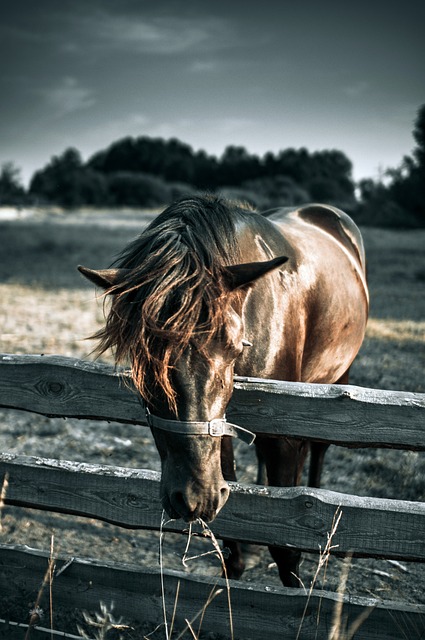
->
(78, 195, 288, 524)
(79, 256, 286, 523)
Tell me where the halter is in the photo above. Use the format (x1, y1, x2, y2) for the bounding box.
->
(145, 406, 256, 445)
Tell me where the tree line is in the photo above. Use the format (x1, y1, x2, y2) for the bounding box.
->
(1, 104, 424, 228)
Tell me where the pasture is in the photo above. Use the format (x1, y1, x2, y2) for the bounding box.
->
(0, 207, 424, 635)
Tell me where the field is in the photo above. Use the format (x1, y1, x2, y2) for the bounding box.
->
(0, 207, 424, 632)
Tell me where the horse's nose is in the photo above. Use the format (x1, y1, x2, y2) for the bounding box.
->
(169, 481, 230, 522)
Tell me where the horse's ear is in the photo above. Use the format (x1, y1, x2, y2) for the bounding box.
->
(77, 265, 130, 291)
(223, 256, 288, 290)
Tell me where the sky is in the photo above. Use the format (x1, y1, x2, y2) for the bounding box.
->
(1, 0, 424, 187)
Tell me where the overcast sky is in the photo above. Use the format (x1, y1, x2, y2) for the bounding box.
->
(1, 0, 424, 186)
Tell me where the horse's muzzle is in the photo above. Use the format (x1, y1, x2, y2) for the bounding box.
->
(164, 480, 230, 523)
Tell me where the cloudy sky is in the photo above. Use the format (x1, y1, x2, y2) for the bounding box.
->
(1, 0, 424, 186)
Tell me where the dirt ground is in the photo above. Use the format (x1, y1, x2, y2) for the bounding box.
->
(0, 207, 424, 636)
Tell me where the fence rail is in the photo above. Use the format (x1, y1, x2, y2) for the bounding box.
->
(1, 353, 424, 449)
(1, 544, 422, 640)
(0, 353, 424, 639)
(1, 452, 424, 562)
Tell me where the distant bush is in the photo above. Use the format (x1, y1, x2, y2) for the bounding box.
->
(215, 187, 269, 209)
(167, 181, 198, 201)
(242, 175, 311, 208)
(106, 172, 172, 207)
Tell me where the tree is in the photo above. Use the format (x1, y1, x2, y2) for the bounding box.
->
(106, 172, 172, 207)
(412, 103, 425, 169)
(0, 162, 26, 205)
(387, 104, 425, 225)
(355, 178, 408, 227)
(243, 175, 310, 207)
(218, 146, 261, 186)
(30, 148, 109, 207)
(89, 136, 192, 182)
(192, 149, 219, 188)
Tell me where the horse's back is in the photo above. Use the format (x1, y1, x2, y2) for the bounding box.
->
(264, 203, 366, 273)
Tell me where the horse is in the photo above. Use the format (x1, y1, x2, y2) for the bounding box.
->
(78, 194, 368, 586)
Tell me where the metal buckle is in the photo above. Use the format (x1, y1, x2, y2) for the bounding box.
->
(208, 419, 225, 436)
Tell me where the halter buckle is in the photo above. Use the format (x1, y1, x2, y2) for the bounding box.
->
(208, 419, 226, 437)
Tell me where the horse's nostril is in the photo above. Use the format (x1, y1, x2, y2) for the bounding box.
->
(172, 491, 186, 510)
(170, 489, 197, 520)
(220, 484, 230, 505)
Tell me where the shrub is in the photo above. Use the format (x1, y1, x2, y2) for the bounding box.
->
(106, 172, 172, 207)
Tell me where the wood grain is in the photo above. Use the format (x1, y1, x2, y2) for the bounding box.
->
(0, 354, 424, 449)
(0, 545, 424, 640)
(1, 453, 424, 561)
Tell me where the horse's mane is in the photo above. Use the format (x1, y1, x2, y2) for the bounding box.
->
(94, 195, 244, 412)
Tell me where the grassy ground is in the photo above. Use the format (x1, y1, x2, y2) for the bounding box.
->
(0, 208, 424, 634)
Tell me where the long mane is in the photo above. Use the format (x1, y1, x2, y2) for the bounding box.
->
(94, 195, 244, 411)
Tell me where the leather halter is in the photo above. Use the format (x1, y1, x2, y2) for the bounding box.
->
(145, 407, 256, 445)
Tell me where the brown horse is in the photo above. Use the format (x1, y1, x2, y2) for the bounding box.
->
(79, 195, 368, 586)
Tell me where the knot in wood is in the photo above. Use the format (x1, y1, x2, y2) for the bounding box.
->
(47, 381, 63, 395)
(127, 494, 140, 506)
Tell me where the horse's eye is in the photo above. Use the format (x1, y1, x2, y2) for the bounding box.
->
(242, 339, 253, 347)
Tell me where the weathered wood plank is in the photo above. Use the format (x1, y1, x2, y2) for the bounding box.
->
(0, 353, 424, 449)
(231, 377, 425, 450)
(1, 453, 425, 562)
(0, 545, 424, 640)
(0, 353, 139, 423)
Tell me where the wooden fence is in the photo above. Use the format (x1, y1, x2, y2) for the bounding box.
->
(0, 353, 424, 639)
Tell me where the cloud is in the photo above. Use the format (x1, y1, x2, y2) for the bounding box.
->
(214, 117, 256, 134)
(342, 81, 369, 98)
(189, 60, 219, 73)
(77, 12, 235, 56)
(0, 24, 44, 44)
(39, 77, 96, 116)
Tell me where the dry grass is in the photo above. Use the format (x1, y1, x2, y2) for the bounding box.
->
(0, 284, 107, 359)
(78, 602, 131, 639)
(0, 211, 424, 637)
(366, 318, 425, 343)
(157, 514, 234, 640)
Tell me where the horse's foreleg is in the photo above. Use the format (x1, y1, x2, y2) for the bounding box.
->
(255, 436, 309, 587)
(308, 442, 329, 488)
(256, 445, 268, 485)
(220, 436, 245, 579)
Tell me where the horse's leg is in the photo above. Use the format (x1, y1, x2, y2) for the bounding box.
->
(255, 436, 309, 587)
(220, 436, 245, 579)
(308, 442, 329, 488)
(256, 445, 268, 486)
(308, 368, 351, 488)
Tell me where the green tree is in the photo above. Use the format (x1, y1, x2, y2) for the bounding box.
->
(30, 148, 108, 207)
(0, 162, 26, 205)
(388, 104, 425, 225)
(412, 103, 425, 168)
(243, 175, 310, 207)
(106, 172, 172, 207)
(218, 146, 261, 185)
(356, 178, 408, 227)
(88, 136, 197, 183)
